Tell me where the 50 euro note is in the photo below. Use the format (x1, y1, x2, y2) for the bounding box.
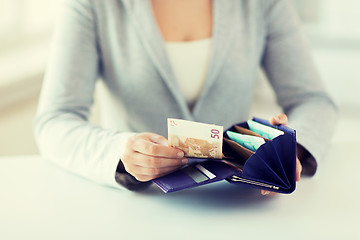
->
(168, 118, 223, 159)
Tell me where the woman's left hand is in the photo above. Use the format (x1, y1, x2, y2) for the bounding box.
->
(261, 113, 302, 196)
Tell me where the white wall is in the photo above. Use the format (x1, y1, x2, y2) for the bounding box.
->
(318, 0, 360, 40)
(293, 0, 360, 108)
(0, 0, 359, 156)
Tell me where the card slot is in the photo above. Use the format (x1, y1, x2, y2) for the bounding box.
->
(182, 166, 210, 183)
(233, 125, 270, 142)
(223, 138, 253, 165)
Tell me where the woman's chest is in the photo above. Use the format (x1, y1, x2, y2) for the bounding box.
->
(150, 0, 213, 42)
(96, 0, 267, 87)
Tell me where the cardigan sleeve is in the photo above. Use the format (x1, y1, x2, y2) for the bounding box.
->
(33, 0, 147, 189)
(261, 0, 338, 175)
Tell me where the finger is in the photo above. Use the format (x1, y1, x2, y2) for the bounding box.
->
(296, 157, 302, 182)
(132, 139, 184, 158)
(269, 113, 288, 126)
(261, 190, 279, 196)
(261, 190, 269, 195)
(142, 132, 169, 146)
(261, 190, 278, 196)
(132, 175, 155, 182)
(128, 166, 183, 182)
(129, 151, 188, 168)
(132, 165, 183, 177)
(132, 174, 163, 182)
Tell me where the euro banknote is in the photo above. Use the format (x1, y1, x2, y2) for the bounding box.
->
(226, 130, 265, 152)
(168, 118, 223, 159)
(247, 120, 284, 140)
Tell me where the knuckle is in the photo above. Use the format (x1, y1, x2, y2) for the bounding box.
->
(140, 132, 152, 139)
(148, 157, 161, 167)
(126, 137, 135, 148)
(142, 167, 162, 177)
(146, 144, 157, 155)
(156, 135, 166, 141)
(151, 168, 161, 176)
(156, 135, 167, 144)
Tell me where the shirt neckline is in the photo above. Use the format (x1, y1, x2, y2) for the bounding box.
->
(165, 38, 212, 44)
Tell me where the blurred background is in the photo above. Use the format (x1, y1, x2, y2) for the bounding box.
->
(0, 0, 359, 156)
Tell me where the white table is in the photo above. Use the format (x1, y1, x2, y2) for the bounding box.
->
(1, 140, 359, 240)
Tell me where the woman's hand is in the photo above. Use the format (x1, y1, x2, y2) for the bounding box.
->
(122, 132, 188, 182)
(261, 113, 302, 195)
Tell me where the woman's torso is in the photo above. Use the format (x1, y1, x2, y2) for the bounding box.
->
(92, 0, 268, 135)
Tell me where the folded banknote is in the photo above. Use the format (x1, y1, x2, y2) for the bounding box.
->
(168, 118, 223, 159)
(226, 130, 265, 152)
(247, 120, 284, 140)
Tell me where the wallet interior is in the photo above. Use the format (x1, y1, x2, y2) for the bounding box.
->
(222, 125, 274, 169)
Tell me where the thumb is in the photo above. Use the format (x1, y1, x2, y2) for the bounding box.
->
(269, 113, 288, 126)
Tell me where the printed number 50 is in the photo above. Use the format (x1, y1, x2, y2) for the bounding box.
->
(211, 129, 220, 139)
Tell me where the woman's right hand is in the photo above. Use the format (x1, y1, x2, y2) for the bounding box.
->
(121, 132, 188, 182)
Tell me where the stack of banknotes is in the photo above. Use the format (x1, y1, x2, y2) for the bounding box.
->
(168, 118, 284, 159)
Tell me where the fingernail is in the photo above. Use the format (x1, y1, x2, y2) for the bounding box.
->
(177, 151, 184, 158)
(182, 158, 188, 164)
(263, 191, 270, 195)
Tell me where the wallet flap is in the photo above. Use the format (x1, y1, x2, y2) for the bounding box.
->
(153, 161, 237, 193)
(231, 130, 296, 193)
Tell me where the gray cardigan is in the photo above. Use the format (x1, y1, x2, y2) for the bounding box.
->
(34, 0, 337, 189)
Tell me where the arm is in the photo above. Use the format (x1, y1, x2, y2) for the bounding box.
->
(261, 0, 338, 175)
(34, 0, 186, 189)
(33, 0, 140, 189)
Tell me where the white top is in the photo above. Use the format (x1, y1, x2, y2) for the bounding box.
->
(165, 38, 212, 108)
